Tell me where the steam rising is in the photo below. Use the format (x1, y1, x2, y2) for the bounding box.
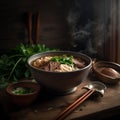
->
(66, 0, 97, 56)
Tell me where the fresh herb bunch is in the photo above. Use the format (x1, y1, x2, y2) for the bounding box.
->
(0, 43, 58, 89)
(50, 55, 74, 66)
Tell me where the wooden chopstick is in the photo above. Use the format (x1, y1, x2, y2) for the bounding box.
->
(28, 12, 33, 44)
(54, 89, 95, 120)
(35, 12, 40, 44)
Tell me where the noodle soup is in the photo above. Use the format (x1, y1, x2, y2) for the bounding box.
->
(27, 51, 92, 94)
(31, 55, 86, 72)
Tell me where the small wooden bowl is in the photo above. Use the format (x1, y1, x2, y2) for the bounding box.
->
(6, 80, 40, 106)
(92, 61, 120, 84)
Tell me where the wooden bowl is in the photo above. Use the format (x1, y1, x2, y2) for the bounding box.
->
(92, 61, 120, 84)
(6, 80, 40, 106)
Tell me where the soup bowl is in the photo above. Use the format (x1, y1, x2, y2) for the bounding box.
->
(27, 51, 92, 95)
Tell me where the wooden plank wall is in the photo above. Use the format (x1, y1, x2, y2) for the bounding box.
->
(0, 0, 68, 53)
(104, 0, 120, 64)
(0, 0, 119, 64)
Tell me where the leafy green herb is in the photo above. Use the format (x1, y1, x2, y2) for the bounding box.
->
(12, 87, 34, 95)
(0, 43, 58, 89)
(50, 55, 74, 66)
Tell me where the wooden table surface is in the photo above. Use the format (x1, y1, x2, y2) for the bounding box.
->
(3, 75, 120, 120)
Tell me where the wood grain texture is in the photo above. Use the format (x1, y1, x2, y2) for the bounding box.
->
(3, 75, 120, 120)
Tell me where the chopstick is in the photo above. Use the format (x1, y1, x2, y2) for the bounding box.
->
(27, 12, 40, 44)
(54, 89, 95, 120)
(28, 12, 33, 44)
(35, 12, 40, 44)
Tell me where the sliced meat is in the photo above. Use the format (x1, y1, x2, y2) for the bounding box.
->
(39, 61, 60, 72)
(73, 58, 85, 68)
(39, 62, 50, 71)
(49, 61, 60, 71)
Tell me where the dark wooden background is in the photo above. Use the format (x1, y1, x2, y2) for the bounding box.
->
(0, 0, 120, 63)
